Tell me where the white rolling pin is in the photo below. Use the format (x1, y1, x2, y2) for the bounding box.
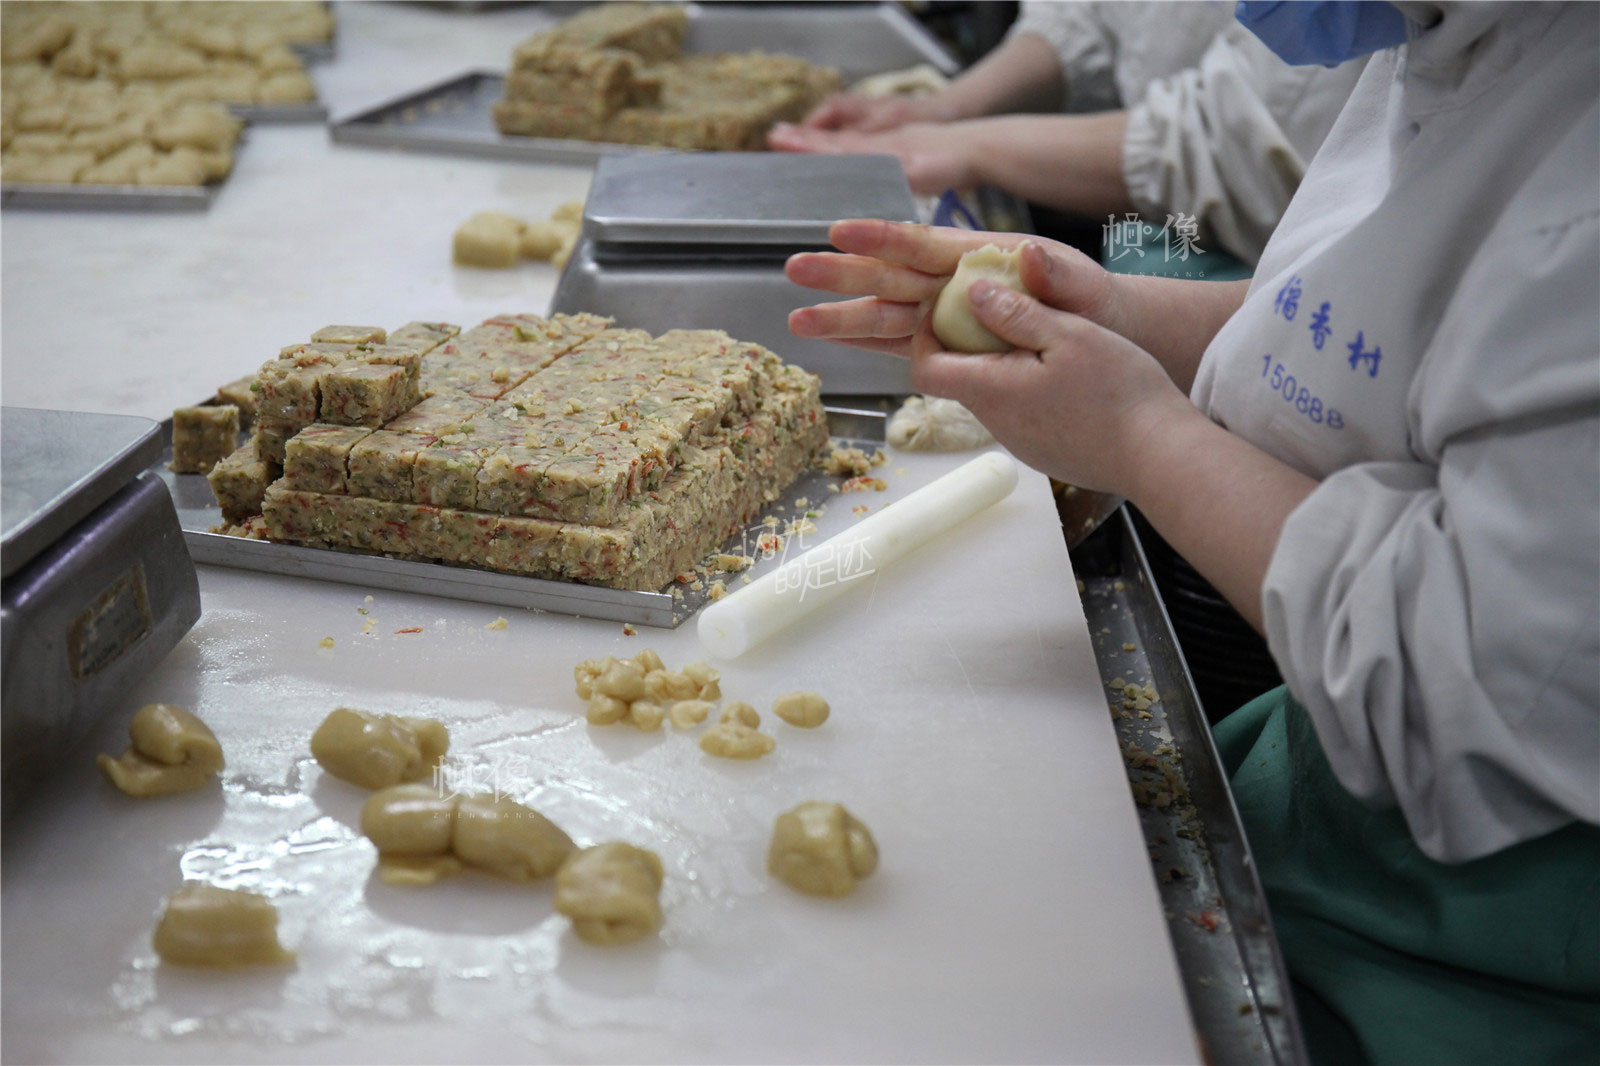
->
(697, 451, 1019, 658)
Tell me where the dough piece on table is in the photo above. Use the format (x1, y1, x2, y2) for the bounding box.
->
(3, 150, 94, 184)
(149, 103, 241, 151)
(887, 395, 996, 452)
(255, 69, 316, 104)
(699, 719, 774, 760)
(768, 801, 878, 897)
(98, 703, 225, 796)
(153, 883, 296, 967)
(554, 842, 665, 946)
(136, 146, 209, 186)
(310, 707, 449, 790)
(2, 16, 74, 64)
(362, 785, 576, 885)
(772, 690, 829, 728)
(851, 63, 949, 99)
(78, 142, 158, 185)
(361, 784, 463, 885)
(171, 403, 240, 473)
(454, 211, 527, 269)
(451, 794, 576, 881)
(519, 219, 578, 261)
(930, 244, 1029, 354)
(118, 41, 208, 81)
(70, 118, 147, 161)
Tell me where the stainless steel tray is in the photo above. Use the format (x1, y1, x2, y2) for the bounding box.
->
(1071, 508, 1308, 1065)
(329, 2, 957, 164)
(230, 100, 330, 124)
(0, 180, 217, 212)
(156, 406, 884, 628)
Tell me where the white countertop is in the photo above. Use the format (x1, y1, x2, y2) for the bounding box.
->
(0, 5, 1199, 1063)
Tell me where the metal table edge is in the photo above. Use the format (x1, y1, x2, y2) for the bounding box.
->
(1070, 506, 1309, 1066)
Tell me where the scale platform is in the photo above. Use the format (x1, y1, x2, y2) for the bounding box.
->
(552, 153, 918, 395)
(1, 408, 201, 817)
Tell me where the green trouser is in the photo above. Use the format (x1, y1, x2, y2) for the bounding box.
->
(1213, 687, 1600, 1066)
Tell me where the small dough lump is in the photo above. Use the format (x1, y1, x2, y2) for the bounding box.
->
(554, 842, 664, 946)
(772, 691, 829, 728)
(98, 703, 224, 796)
(929, 244, 1029, 354)
(153, 883, 295, 967)
(768, 801, 878, 898)
(310, 707, 449, 790)
(361, 784, 575, 886)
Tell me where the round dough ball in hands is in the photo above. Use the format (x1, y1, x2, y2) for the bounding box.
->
(930, 244, 1030, 354)
(768, 801, 878, 898)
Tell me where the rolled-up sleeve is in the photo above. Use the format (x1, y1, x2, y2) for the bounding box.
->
(1123, 22, 1366, 262)
(1262, 212, 1600, 863)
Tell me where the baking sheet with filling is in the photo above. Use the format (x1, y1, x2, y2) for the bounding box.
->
(328, 2, 957, 164)
(157, 407, 884, 628)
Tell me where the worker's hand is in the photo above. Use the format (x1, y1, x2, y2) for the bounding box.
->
(766, 123, 975, 196)
(786, 219, 1121, 357)
(787, 219, 1193, 495)
(799, 92, 951, 132)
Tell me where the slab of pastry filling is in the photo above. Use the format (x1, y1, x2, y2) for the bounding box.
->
(214, 313, 828, 590)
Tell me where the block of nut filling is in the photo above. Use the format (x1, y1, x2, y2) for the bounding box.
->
(388, 321, 461, 355)
(347, 430, 433, 501)
(215, 312, 829, 591)
(207, 442, 279, 525)
(311, 325, 387, 345)
(282, 423, 372, 494)
(171, 404, 240, 474)
(414, 439, 496, 509)
(319, 361, 421, 427)
(214, 374, 257, 427)
(512, 3, 686, 63)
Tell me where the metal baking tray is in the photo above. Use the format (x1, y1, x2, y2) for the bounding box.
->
(230, 99, 330, 124)
(1070, 508, 1308, 1065)
(156, 405, 885, 628)
(1, 127, 258, 211)
(329, 2, 957, 164)
(0, 180, 217, 212)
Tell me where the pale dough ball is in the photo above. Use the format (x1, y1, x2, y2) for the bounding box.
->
(453, 211, 527, 269)
(768, 801, 878, 897)
(930, 244, 1029, 354)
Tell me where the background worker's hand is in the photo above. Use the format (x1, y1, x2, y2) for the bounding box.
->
(798, 91, 951, 132)
(766, 122, 976, 196)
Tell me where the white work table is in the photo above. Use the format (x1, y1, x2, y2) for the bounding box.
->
(0, 4, 1199, 1063)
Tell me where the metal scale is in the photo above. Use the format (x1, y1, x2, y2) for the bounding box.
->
(552, 152, 919, 395)
(1, 408, 201, 815)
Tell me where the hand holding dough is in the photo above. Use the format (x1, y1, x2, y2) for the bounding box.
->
(930, 244, 1029, 354)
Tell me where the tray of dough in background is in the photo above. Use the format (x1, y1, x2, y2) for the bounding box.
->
(328, 1, 957, 164)
(156, 405, 886, 628)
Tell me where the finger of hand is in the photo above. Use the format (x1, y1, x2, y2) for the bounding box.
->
(788, 297, 922, 340)
(1013, 240, 1114, 323)
(968, 279, 1097, 354)
(785, 251, 945, 302)
(767, 122, 821, 151)
(827, 218, 1036, 275)
(799, 96, 857, 130)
